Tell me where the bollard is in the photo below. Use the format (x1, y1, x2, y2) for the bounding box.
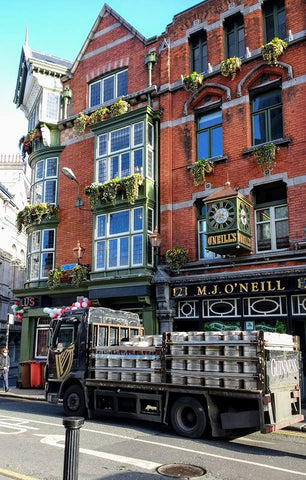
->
(63, 417, 84, 480)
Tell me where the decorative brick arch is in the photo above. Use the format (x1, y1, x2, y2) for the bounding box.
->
(237, 61, 293, 97)
(183, 83, 231, 115)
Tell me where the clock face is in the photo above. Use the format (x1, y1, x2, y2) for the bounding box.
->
(207, 200, 236, 230)
(238, 201, 251, 232)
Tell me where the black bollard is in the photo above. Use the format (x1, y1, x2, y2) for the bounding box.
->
(62, 417, 84, 480)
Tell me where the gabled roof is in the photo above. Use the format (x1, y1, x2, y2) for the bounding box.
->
(69, 3, 156, 76)
(204, 182, 239, 202)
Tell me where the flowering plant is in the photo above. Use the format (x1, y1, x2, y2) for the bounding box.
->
(165, 245, 189, 272)
(182, 72, 204, 94)
(84, 174, 143, 208)
(261, 37, 287, 66)
(71, 265, 89, 287)
(253, 142, 279, 173)
(16, 203, 58, 233)
(191, 158, 214, 186)
(220, 56, 242, 79)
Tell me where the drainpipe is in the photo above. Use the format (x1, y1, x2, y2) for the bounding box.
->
(145, 52, 157, 107)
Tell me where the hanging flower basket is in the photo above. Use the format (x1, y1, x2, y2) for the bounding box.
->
(109, 98, 130, 117)
(121, 173, 143, 204)
(84, 174, 143, 208)
(182, 72, 204, 94)
(253, 142, 279, 173)
(16, 203, 58, 233)
(165, 245, 189, 273)
(47, 267, 65, 289)
(261, 37, 287, 66)
(191, 158, 214, 186)
(71, 265, 89, 287)
(73, 113, 90, 136)
(88, 107, 110, 124)
(220, 56, 242, 79)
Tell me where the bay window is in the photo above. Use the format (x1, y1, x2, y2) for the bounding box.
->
(95, 207, 149, 270)
(27, 229, 55, 280)
(31, 157, 58, 204)
(97, 122, 145, 182)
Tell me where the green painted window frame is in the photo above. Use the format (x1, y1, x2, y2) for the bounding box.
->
(27, 228, 56, 280)
(251, 88, 283, 145)
(263, 0, 286, 43)
(224, 14, 244, 59)
(196, 109, 223, 160)
(189, 31, 208, 73)
(30, 156, 58, 205)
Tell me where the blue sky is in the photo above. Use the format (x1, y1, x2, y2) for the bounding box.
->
(1, 0, 198, 154)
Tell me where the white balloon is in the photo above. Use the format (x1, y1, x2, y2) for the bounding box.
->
(49, 312, 55, 318)
(75, 302, 80, 308)
(56, 309, 62, 315)
(82, 302, 88, 308)
(71, 307, 77, 310)
(83, 298, 89, 302)
(43, 307, 50, 314)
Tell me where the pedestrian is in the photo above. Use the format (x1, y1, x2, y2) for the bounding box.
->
(0, 347, 10, 392)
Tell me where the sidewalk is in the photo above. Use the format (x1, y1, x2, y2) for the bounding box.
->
(0, 386, 305, 432)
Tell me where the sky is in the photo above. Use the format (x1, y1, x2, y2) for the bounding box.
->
(0, 0, 199, 155)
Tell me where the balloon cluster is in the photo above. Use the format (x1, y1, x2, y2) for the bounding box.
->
(11, 301, 24, 322)
(43, 297, 93, 319)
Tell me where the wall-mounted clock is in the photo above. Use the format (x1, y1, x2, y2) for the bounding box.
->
(207, 200, 236, 231)
(238, 200, 251, 233)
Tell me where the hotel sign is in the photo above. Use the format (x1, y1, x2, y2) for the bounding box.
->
(172, 277, 306, 298)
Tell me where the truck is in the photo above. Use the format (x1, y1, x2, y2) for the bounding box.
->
(45, 307, 304, 438)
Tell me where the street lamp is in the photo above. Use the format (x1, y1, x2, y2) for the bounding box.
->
(61, 167, 84, 207)
(148, 227, 161, 248)
(73, 241, 85, 265)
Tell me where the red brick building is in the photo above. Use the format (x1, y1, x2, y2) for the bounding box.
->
(14, 1, 306, 391)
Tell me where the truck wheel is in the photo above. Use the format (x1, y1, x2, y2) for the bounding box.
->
(170, 396, 207, 438)
(63, 385, 86, 417)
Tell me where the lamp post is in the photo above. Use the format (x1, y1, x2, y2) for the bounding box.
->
(73, 241, 85, 265)
(61, 167, 84, 207)
(148, 227, 161, 265)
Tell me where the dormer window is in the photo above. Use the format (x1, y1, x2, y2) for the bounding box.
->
(89, 69, 128, 108)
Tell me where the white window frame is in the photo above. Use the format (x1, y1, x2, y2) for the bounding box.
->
(291, 295, 306, 316)
(28, 229, 56, 280)
(96, 122, 144, 182)
(31, 157, 58, 205)
(89, 69, 128, 108)
(243, 295, 287, 317)
(255, 203, 288, 253)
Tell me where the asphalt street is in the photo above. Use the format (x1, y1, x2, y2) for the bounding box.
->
(0, 395, 305, 480)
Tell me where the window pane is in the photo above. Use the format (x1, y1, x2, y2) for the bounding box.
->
(110, 156, 119, 179)
(202, 43, 207, 72)
(110, 127, 130, 152)
(30, 254, 40, 279)
(278, 10, 286, 39)
(270, 106, 283, 140)
(44, 180, 56, 203)
(120, 237, 129, 266)
(117, 70, 128, 97)
(253, 112, 267, 145)
(198, 110, 222, 129)
(36, 329, 48, 357)
(41, 252, 53, 277)
(211, 126, 223, 157)
(97, 215, 106, 237)
(238, 26, 244, 57)
(147, 150, 153, 178)
(96, 241, 105, 269)
(46, 158, 57, 177)
(134, 123, 143, 145)
(193, 45, 200, 72)
(103, 76, 115, 102)
(265, 13, 275, 42)
(256, 208, 270, 222)
(276, 220, 289, 248)
(109, 211, 129, 235)
(275, 205, 287, 219)
(121, 152, 130, 178)
(227, 31, 235, 58)
(108, 239, 118, 267)
(33, 183, 43, 203)
(133, 208, 143, 231)
(197, 130, 209, 159)
(148, 124, 153, 147)
(42, 230, 54, 249)
(98, 134, 107, 156)
(133, 235, 143, 265)
(257, 223, 271, 251)
(134, 149, 143, 174)
(98, 159, 107, 183)
(32, 231, 41, 251)
(253, 90, 281, 111)
(36, 161, 44, 180)
(148, 208, 153, 232)
(90, 82, 101, 107)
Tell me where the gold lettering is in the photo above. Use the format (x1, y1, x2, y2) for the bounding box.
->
(224, 283, 234, 294)
(276, 280, 285, 291)
(267, 281, 276, 292)
(173, 287, 187, 297)
(197, 286, 207, 296)
(260, 281, 266, 292)
(239, 283, 249, 293)
(251, 282, 259, 292)
(210, 285, 218, 295)
(297, 278, 306, 289)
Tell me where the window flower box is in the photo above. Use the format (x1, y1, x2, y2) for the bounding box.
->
(191, 158, 214, 186)
(220, 56, 242, 79)
(261, 37, 287, 66)
(182, 72, 204, 94)
(253, 142, 279, 173)
(165, 246, 189, 273)
(84, 173, 143, 208)
(16, 203, 58, 233)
